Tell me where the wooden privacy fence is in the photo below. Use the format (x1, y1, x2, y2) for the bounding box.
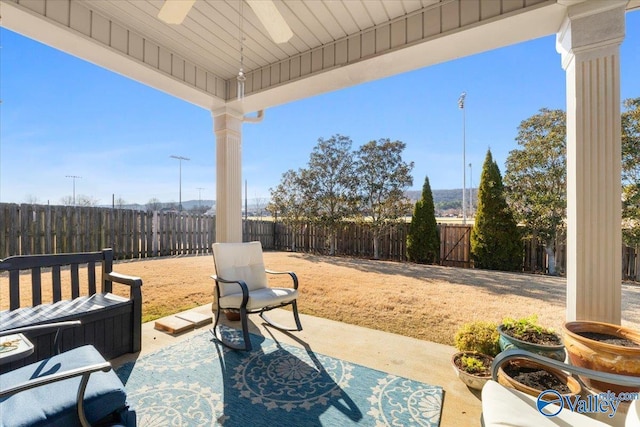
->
(0, 203, 215, 259)
(2, 203, 639, 280)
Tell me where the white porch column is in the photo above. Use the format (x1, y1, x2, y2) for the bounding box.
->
(212, 108, 244, 243)
(556, 2, 626, 324)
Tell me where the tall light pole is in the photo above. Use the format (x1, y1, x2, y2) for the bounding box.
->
(65, 175, 81, 206)
(196, 187, 204, 210)
(468, 163, 473, 217)
(170, 155, 190, 211)
(458, 92, 467, 224)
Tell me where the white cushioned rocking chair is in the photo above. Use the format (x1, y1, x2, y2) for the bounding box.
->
(211, 241, 302, 351)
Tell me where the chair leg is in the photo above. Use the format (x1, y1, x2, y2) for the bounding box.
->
(259, 301, 303, 332)
(211, 308, 253, 351)
(240, 308, 252, 351)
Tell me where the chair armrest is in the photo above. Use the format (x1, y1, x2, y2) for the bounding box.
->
(107, 272, 142, 288)
(492, 349, 640, 388)
(0, 320, 81, 338)
(211, 275, 250, 307)
(0, 360, 112, 427)
(0, 320, 81, 354)
(0, 361, 111, 398)
(265, 270, 299, 289)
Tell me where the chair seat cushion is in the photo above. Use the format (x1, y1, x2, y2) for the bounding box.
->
(0, 293, 130, 332)
(481, 380, 612, 426)
(219, 287, 298, 311)
(0, 345, 128, 427)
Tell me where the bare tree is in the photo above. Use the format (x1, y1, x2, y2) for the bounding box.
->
(146, 198, 163, 211)
(76, 195, 99, 207)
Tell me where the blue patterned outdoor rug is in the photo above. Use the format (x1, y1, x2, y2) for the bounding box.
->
(116, 327, 443, 426)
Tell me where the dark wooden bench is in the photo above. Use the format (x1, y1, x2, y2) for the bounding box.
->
(0, 249, 142, 373)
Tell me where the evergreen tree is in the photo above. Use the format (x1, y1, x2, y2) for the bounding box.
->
(471, 150, 522, 271)
(407, 176, 440, 264)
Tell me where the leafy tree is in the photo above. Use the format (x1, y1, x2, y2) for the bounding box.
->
(504, 108, 566, 274)
(471, 149, 522, 271)
(268, 169, 309, 251)
(622, 97, 640, 247)
(354, 139, 414, 259)
(146, 198, 162, 211)
(304, 134, 358, 255)
(407, 176, 440, 264)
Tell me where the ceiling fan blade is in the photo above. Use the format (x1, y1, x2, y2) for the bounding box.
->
(246, 0, 293, 44)
(158, 0, 196, 25)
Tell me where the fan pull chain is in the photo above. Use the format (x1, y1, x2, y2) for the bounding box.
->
(237, 0, 246, 101)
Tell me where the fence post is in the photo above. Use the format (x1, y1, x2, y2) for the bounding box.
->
(152, 211, 159, 257)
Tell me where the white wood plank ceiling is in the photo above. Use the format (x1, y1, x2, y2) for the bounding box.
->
(2, 0, 637, 111)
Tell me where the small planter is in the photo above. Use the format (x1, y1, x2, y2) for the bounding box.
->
(224, 310, 241, 321)
(497, 358, 582, 400)
(563, 321, 640, 393)
(498, 317, 565, 361)
(451, 351, 493, 391)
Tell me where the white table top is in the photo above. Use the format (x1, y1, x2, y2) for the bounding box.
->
(0, 333, 35, 365)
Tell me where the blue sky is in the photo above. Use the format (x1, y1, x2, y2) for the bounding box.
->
(1, 11, 639, 206)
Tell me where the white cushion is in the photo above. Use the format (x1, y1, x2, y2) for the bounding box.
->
(481, 380, 612, 426)
(219, 288, 298, 311)
(213, 242, 268, 297)
(628, 399, 640, 427)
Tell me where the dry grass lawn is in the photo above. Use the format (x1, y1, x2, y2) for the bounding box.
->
(5, 251, 638, 346)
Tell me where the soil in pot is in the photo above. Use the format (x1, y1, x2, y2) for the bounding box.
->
(498, 359, 582, 400)
(453, 352, 493, 376)
(501, 328, 562, 346)
(502, 364, 571, 394)
(577, 332, 640, 348)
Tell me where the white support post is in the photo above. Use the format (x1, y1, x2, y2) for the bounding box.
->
(556, 1, 626, 324)
(212, 108, 244, 243)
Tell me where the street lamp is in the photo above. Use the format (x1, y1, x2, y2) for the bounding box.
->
(468, 163, 473, 217)
(458, 92, 467, 224)
(170, 155, 190, 211)
(65, 175, 81, 206)
(196, 187, 205, 210)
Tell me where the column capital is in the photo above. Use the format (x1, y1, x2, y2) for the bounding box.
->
(556, 1, 626, 69)
(212, 107, 243, 134)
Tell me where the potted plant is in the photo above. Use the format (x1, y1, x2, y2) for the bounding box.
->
(563, 321, 640, 393)
(451, 321, 500, 390)
(498, 315, 565, 361)
(497, 358, 582, 400)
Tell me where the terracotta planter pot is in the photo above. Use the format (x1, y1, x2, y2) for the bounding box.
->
(224, 310, 241, 321)
(498, 324, 566, 361)
(562, 321, 640, 393)
(497, 358, 582, 400)
(451, 351, 493, 391)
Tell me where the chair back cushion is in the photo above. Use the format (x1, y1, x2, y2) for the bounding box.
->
(212, 242, 268, 297)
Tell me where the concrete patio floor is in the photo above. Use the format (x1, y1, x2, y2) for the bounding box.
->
(111, 305, 483, 426)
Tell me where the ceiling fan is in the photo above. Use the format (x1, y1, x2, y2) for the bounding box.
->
(157, 0, 293, 44)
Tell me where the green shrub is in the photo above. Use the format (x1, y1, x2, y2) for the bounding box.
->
(407, 176, 439, 264)
(454, 321, 500, 356)
(471, 149, 523, 271)
(501, 315, 554, 337)
(460, 355, 488, 374)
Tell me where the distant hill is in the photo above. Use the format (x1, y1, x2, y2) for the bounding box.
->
(104, 190, 474, 214)
(406, 189, 476, 204)
(406, 188, 478, 216)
